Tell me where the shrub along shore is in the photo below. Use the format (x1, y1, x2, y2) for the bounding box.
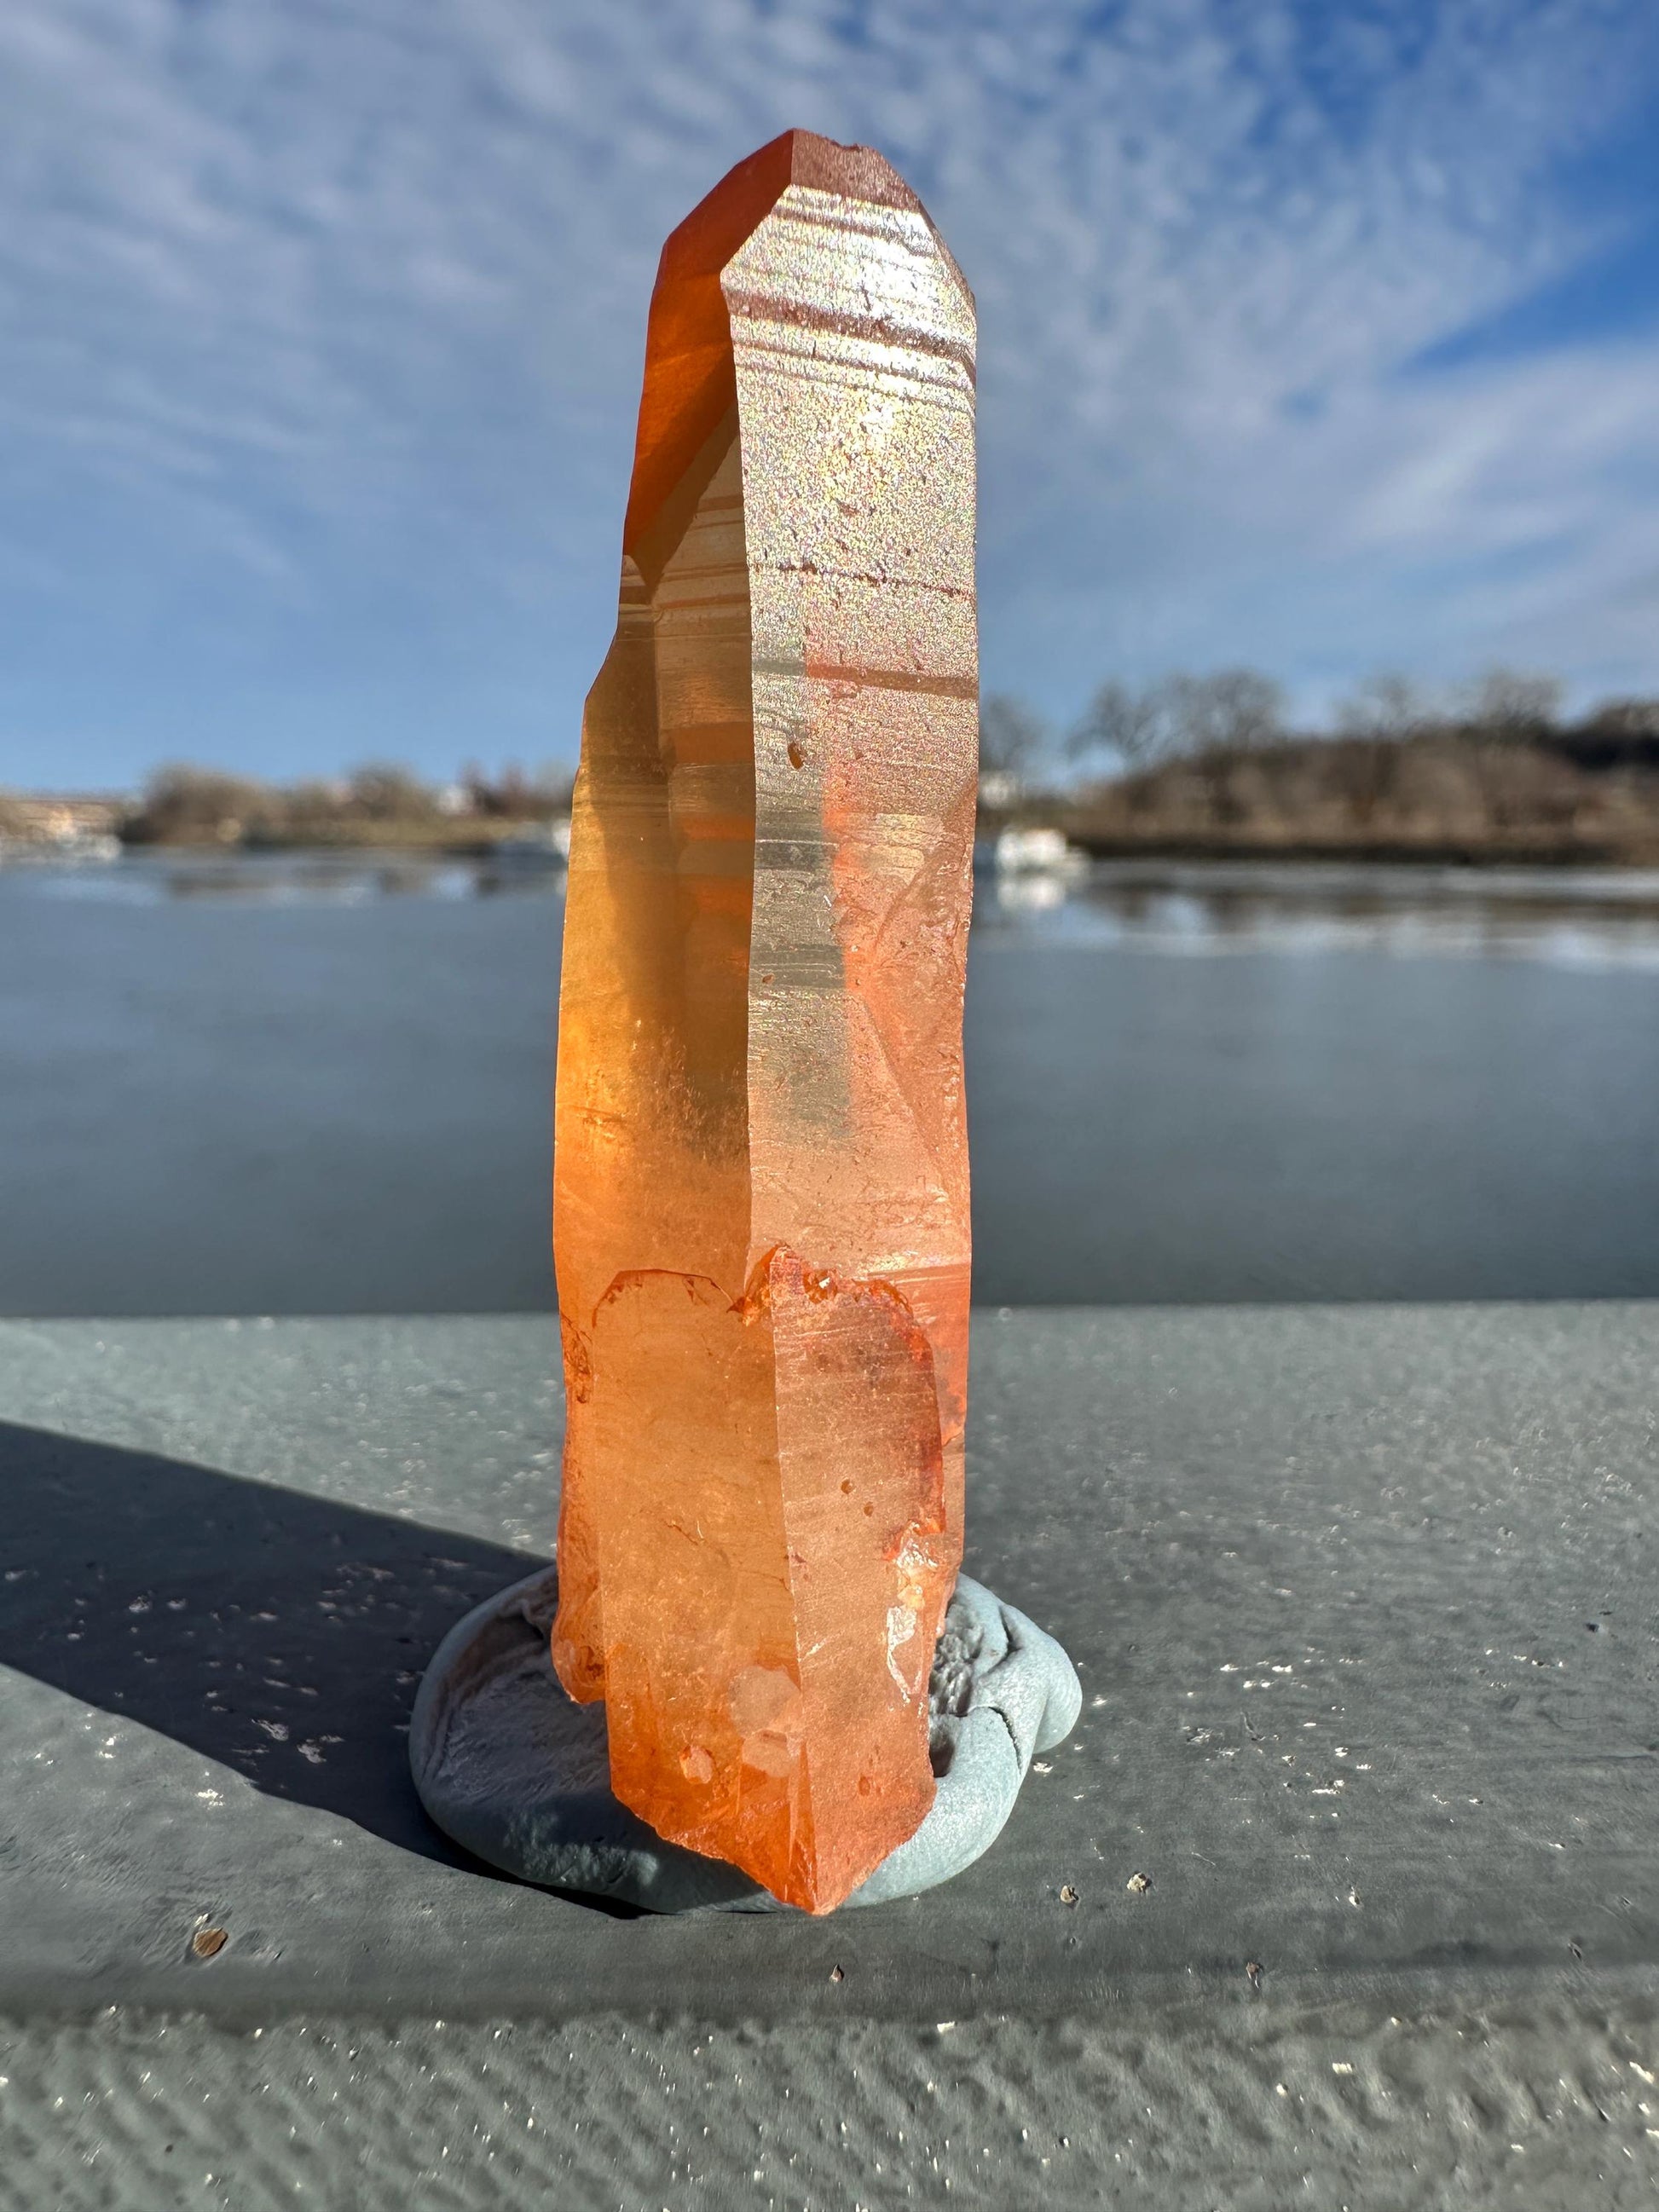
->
(1045, 721, 1659, 866)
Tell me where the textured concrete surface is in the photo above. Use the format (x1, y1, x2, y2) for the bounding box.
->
(3, 1306, 1658, 2206)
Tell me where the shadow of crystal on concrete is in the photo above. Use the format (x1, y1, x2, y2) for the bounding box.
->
(0, 1418, 541, 1871)
(410, 1567, 1082, 1913)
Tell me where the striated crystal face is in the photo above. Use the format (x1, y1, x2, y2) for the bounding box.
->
(552, 130, 977, 1914)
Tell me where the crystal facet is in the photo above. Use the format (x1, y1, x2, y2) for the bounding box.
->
(552, 130, 977, 1914)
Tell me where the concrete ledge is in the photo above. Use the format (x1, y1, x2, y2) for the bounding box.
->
(2, 1305, 1657, 2029)
(9, 1990, 1659, 2210)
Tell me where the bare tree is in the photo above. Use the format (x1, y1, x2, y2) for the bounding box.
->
(1465, 667, 1564, 742)
(1068, 668, 1285, 780)
(1328, 672, 1433, 825)
(1455, 669, 1565, 833)
(347, 763, 438, 820)
(465, 760, 561, 819)
(1583, 697, 1659, 741)
(1335, 673, 1430, 742)
(1162, 669, 1286, 756)
(979, 694, 1049, 792)
(130, 765, 274, 844)
(1067, 679, 1170, 773)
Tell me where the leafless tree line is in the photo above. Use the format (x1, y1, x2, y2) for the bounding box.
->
(978, 668, 1659, 854)
(123, 759, 575, 845)
(980, 666, 1632, 786)
(17, 666, 1657, 858)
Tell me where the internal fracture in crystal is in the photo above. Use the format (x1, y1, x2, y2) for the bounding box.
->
(552, 130, 977, 1914)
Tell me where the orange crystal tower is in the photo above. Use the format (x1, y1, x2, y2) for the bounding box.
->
(552, 130, 977, 1915)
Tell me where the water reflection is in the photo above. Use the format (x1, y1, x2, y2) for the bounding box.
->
(0, 846, 564, 905)
(7, 846, 1659, 968)
(976, 858, 1659, 971)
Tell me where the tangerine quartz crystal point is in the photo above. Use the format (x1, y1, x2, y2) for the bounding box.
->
(552, 130, 977, 1915)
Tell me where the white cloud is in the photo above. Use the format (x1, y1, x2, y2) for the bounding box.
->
(0, 0, 1656, 777)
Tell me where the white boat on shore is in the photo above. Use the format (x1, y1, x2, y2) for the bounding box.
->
(991, 825, 1087, 875)
(486, 819, 572, 867)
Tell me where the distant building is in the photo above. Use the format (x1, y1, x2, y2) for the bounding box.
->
(3, 794, 127, 842)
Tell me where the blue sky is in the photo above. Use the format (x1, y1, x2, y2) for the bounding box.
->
(3, 0, 1659, 791)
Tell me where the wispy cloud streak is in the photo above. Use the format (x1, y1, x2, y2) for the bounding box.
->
(1, 0, 1656, 777)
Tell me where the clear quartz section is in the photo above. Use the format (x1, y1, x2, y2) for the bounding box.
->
(552, 130, 977, 1914)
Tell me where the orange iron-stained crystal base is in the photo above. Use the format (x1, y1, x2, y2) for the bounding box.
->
(552, 130, 978, 1914)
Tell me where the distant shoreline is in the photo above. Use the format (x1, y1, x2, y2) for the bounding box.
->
(1048, 829, 1659, 869)
(8, 713, 1659, 870)
(9, 825, 1659, 875)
